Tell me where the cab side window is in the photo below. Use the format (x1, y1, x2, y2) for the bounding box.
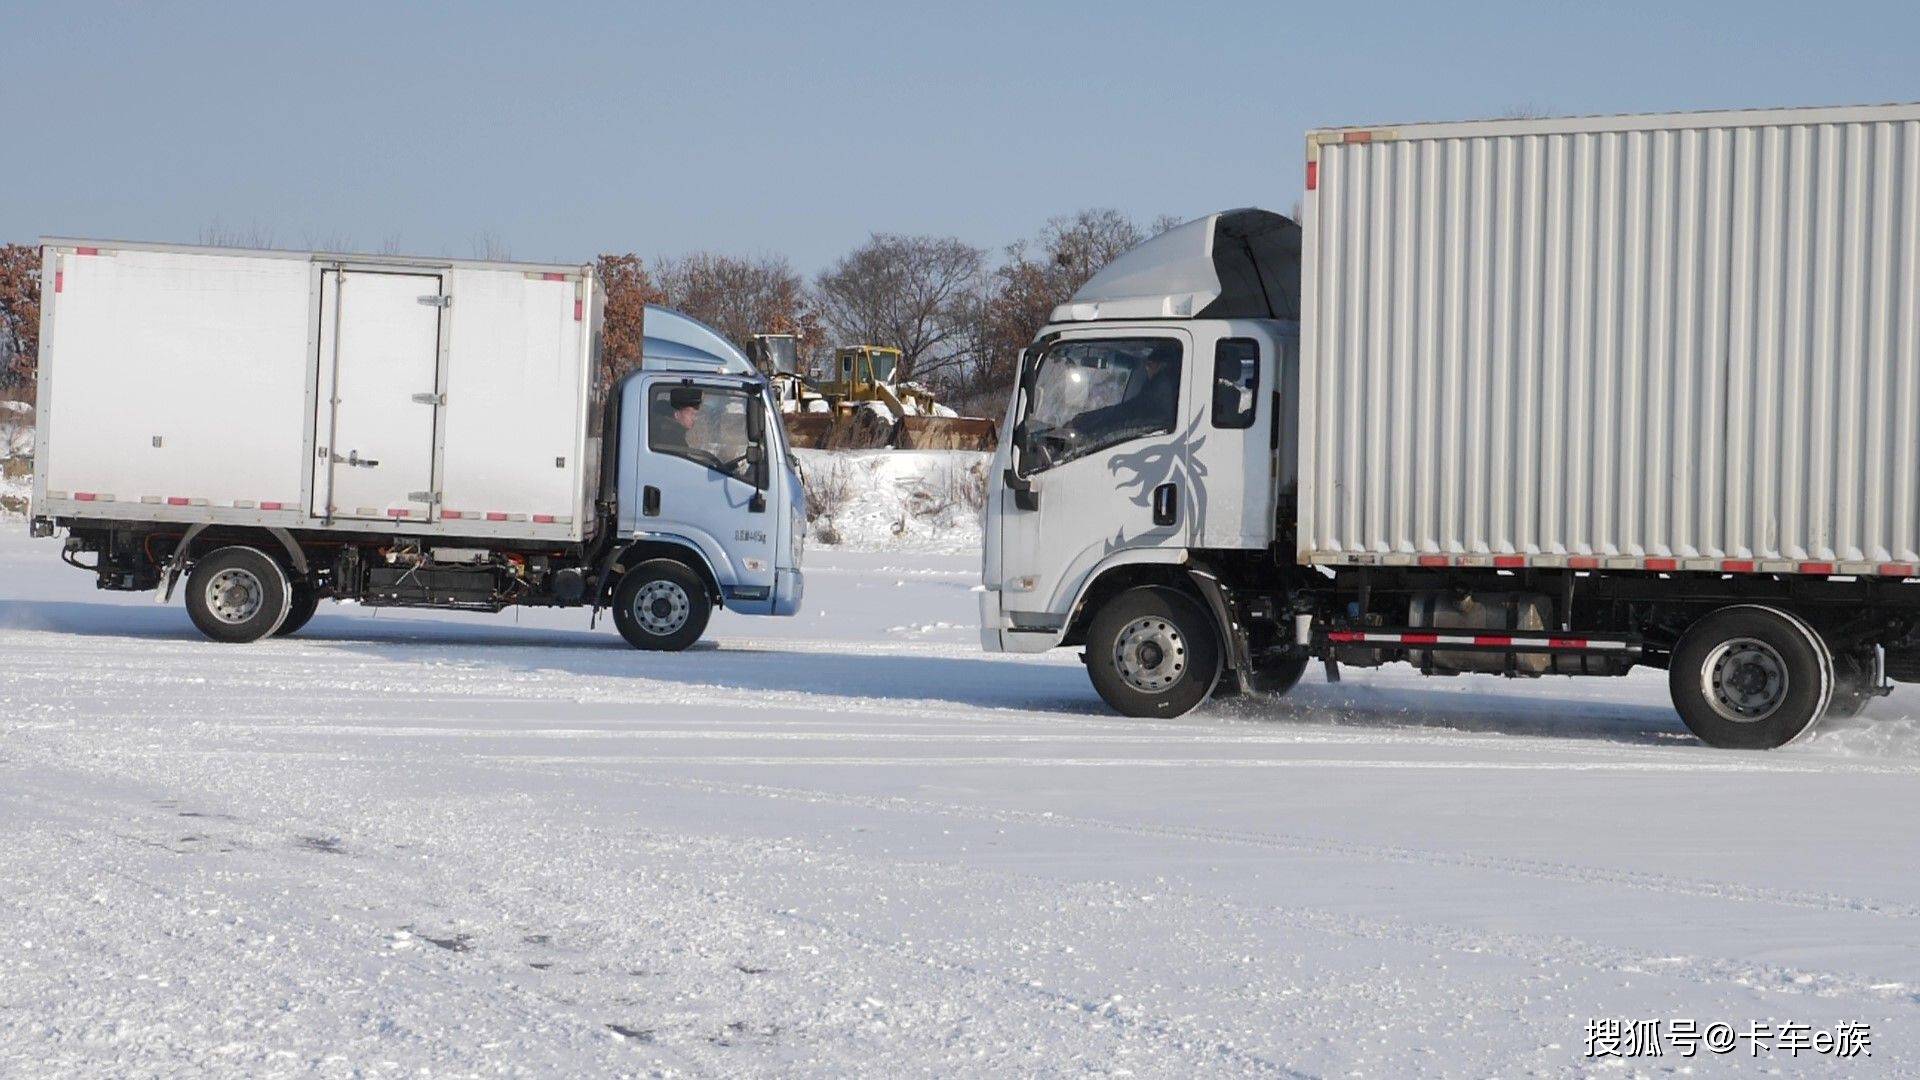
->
(649, 385, 756, 479)
(1211, 338, 1259, 429)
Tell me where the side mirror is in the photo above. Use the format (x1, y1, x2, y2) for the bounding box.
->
(746, 396, 767, 442)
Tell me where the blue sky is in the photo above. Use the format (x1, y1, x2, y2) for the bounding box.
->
(3, 1, 1915, 271)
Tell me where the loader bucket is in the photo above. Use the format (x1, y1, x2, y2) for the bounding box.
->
(893, 415, 1001, 451)
(779, 412, 836, 449)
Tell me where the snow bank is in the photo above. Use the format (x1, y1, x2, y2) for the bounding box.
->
(795, 448, 989, 554)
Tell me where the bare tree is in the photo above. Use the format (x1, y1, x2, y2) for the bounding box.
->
(652, 252, 818, 356)
(198, 219, 278, 249)
(948, 209, 1153, 407)
(471, 231, 512, 261)
(812, 234, 985, 384)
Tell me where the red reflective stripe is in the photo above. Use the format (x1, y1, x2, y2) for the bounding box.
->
(1473, 634, 1514, 646)
(1880, 562, 1915, 577)
(1549, 637, 1587, 648)
(541, 272, 565, 281)
(1327, 630, 1364, 643)
(1644, 558, 1678, 572)
(54, 270, 63, 293)
(486, 512, 508, 522)
(166, 496, 190, 506)
(1721, 559, 1756, 573)
(74, 492, 97, 501)
(1417, 554, 1448, 568)
(1305, 161, 1318, 191)
(74, 246, 99, 256)
(573, 299, 584, 321)
(1799, 561, 1835, 575)
(387, 509, 410, 518)
(1492, 555, 1525, 568)
(441, 510, 463, 520)
(1567, 556, 1599, 570)
(533, 514, 555, 523)
(1401, 632, 1439, 645)
(260, 501, 286, 511)
(1343, 130, 1373, 144)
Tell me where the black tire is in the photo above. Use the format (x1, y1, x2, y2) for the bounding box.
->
(612, 559, 712, 652)
(184, 546, 292, 644)
(273, 586, 321, 637)
(1247, 652, 1311, 696)
(1827, 650, 1878, 719)
(1086, 586, 1222, 718)
(1669, 605, 1832, 750)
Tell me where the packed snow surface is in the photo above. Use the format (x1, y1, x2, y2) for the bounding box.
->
(2, 528, 1919, 1077)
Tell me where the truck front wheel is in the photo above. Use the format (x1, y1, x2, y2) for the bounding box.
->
(1669, 605, 1832, 749)
(613, 559, 712, 652)
(1086, 586, 1221, 718)
(184, 546, 292, 644)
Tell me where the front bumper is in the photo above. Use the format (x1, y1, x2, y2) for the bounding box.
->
(772, 567, 804, 616)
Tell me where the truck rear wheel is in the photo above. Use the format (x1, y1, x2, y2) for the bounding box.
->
(184, 546, 292, 644)
(273, 585, 321, 637)
(1668, 605, 1832, 749)
(613, 559, 711, 652)
(1086, 586, 1221, 718)
(1248, 652, 1311, 696)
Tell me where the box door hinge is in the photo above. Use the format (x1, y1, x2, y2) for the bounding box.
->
(408, 491, 442, 505)
(411, 392, 446, 405)
(417, 294, 451, 308)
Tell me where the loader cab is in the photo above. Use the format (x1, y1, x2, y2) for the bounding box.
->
(981, 209, 1301, 654)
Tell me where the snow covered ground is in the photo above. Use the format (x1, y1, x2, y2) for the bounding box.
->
(794, 449, 986, 554)
(3, 525, 1919, 1077)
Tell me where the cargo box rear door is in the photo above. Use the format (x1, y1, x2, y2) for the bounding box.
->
(311, 269, 446, 523)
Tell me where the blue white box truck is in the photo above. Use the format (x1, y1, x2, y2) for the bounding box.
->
(29, 239, 804, 648)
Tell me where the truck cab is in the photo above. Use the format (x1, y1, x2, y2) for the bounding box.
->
(983, 210, 1303, 712)
(610, 308, 805, 644)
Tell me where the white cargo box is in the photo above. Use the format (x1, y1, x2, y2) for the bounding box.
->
(1299, 102, 1920, 571)
(33, 240, 606, 542)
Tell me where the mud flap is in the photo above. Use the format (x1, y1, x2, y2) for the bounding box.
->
(1187, 566, 1253, 695)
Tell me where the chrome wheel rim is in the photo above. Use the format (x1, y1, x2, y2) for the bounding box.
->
(1701, 637, 1789, 723)
(1113, 615, 1188, 694)
(632, 580, 691, 636)
(206, 567, 265, 625)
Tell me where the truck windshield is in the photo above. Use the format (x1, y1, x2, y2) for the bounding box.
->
(1020, 337, 1182, 472)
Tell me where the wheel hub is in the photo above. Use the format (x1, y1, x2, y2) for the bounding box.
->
(1702, 637, 1789, 723)
(632, 580, 691, 636)
(1113, 616, 1187, 694)
(206, 567, 265, 625)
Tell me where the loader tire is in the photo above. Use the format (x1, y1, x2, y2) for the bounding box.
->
(185, 546, 292, 644)
(1086, 586, 1221, 718)
(1669, 605, 1832, 749)
(273, 586, 321, 637)
(613, 559, 711, 652)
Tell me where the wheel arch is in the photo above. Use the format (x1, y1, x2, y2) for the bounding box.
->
(610, 537, 722, 602)
(1061, 555, 1202, 648)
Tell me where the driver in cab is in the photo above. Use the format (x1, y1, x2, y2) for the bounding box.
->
(654, 387, 703, 454)
(1078, 344, 1179, 441)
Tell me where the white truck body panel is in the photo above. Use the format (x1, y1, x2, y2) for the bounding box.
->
(1300, 102, 1920, 569)
(35, 240, 602, 541)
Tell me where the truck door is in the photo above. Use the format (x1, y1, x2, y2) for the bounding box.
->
(996, 329, 1194, 642)
(636, 377, 778, 611)
(311, 269, 445, 522)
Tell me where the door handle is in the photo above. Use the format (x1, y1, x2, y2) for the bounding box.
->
(332, 450, 380, 468)
(642, 485, 661, 516)
(1152, 482, 1178, 526)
